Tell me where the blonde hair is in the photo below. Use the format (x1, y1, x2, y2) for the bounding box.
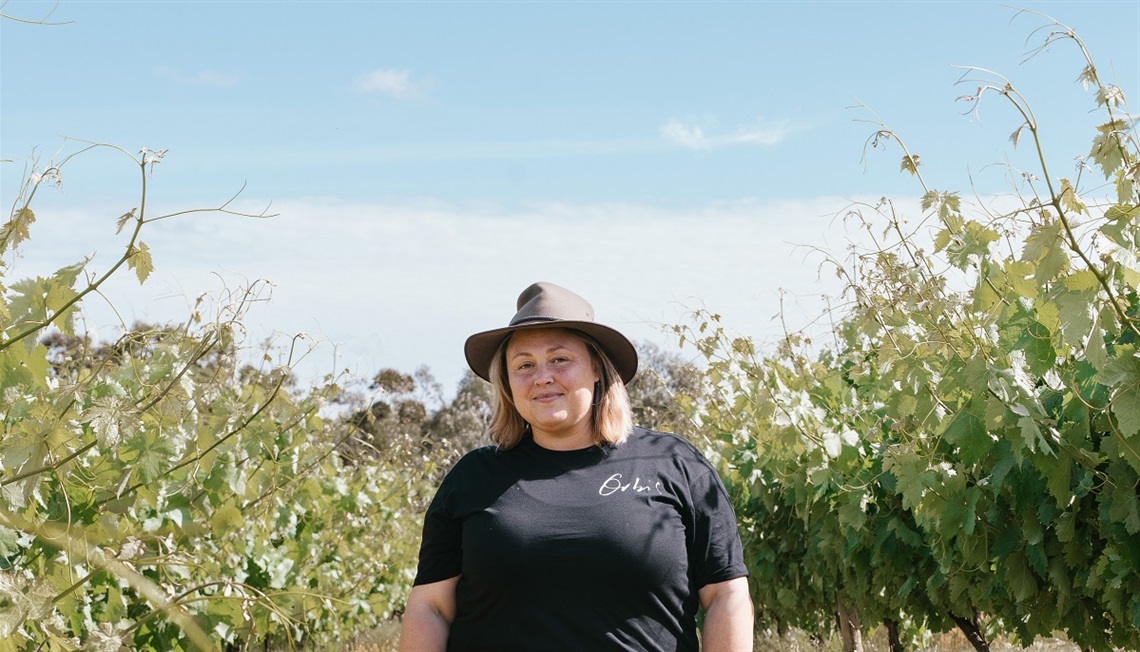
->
(486, 328, 633, 450)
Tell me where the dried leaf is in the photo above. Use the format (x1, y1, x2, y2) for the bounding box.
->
(900, 154, 921, 176)
(1, 207, 36, 252)
(115, 208, 138, 235)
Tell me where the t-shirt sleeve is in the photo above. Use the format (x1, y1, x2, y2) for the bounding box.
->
(686, 457, 749, 588)
(412, 462, 465, 586)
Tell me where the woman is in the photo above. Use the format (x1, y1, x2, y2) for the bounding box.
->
(399, 282, 753, 651)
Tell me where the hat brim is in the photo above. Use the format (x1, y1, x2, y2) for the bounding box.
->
(465, 320, 638, 385)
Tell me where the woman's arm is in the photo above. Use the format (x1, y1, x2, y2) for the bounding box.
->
(698, 576, 754, 652)
(397, 576, 459, 652)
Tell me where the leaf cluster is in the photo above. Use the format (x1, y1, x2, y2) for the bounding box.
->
(678, 15, 1140, 651)
(0, 144, 465, 650)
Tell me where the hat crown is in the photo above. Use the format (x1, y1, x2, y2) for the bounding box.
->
(464, 281, 638, 383)
(510, 282, 594, 326)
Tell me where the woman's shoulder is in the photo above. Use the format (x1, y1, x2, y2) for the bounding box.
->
(625, 426, 705, 459)
(450, 443, 505, 468)
(437, 443, 519, 490)
(621, 427, 725, 489)
(459, 442, 500, 458)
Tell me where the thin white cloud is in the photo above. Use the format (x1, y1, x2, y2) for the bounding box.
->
(355, 68, 430, 102)
(660, 120, 710, 150)
(154, 66, 240, 88)
(729, 120, 788, 146)
(26, 195, 891, 395)
(661, 116, 788, 150)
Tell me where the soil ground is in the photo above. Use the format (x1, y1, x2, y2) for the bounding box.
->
(341, 623, 1082, 651)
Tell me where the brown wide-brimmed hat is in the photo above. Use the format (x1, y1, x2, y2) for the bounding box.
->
(464, 282, 638, 384)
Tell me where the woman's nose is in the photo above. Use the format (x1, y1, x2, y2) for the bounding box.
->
(533, 365, 554, 384)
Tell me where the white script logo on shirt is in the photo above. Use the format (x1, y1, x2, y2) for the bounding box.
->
(599, 473, 663, 496)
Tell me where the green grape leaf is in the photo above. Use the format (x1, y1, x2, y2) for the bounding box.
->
(1055, 511, 1076, 543)
(1111, 384, 1140, 439)
(1026, 542, 1048, 576)
(1100, 203, 1139, 248)
(212, 501, 245, 531)
(5, 263, 84, 336)
(1059, 179, 1087, 216)
(86, 396, 128, 448)
(1086, 318, 1109, 371)
(1035, 451, 1073, 504)
(893, 392, 918, 418)
(1004, 550, 1039, 602)
(1116, 167, 1136, 205)
(128, 241, 154, 284)
(1023, 221, 1062, 261)
(934, 228, 952, 255)
(945, 411, 992, 466)
(1038, 246, 1072, 285)
(0, 432, 48, 509)
(1006, 260, 1040, 300)
(1109, 478, 1140, 534)
(1017, 318, 1057, 376)
(121, 432, 174, 484)
(887, 516, 923, 547)
(921, 190, 961, 219)
(1036, 298, 1060, 336)
(838, 499, 866, 533)
(940, 219, 1001, 269)
(1054, 288, 1095, 349)
(1064, 269, 1102, 292)
(0, 338, 51, 393)
(1089, 120, 1126, 179)
(1021, 221, 1072, 284)
(973, 270, 1001, 311)
(942, 485, 981, 537)
(883, 450, 933, 510)
(0, 525, 20, 557)
(1100, 345, 1140, 386)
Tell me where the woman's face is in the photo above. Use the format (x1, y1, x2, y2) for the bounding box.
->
(505, 328, 600, 450)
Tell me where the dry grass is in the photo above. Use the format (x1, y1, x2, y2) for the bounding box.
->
(339, 619, 401, 651)
(753, 627, 1080, 652)
(340, 621, 1081, 651)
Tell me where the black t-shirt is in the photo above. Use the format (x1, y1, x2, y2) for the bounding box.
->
(413, 427, 748, 651)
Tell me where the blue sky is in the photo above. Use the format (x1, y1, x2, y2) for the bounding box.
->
(3, 1, 1138, 396)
